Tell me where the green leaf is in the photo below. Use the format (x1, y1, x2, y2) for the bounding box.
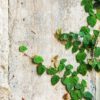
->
(60, 58, 67, 64)
(66, 64, 73, 70)
(72, 71, 78, 76)
(94, 47, 100, 57)
(81, 79, 87, 87)
(96, 12, 100, 20)
(95, 61, 100, 72)
(84, 3, 93, 13)
(72, 46, 78, 53)
(73, 41, 81, 47)
(58, 64, 65, 72)
(77, 63, 87, 76)
(76, 51, 86, 63)
(65, 41, 72, 49)
(93, 30, 100, 37)
(83, 91, 93, 100)
(75, 83, 82, 90)
(87, 15, 97, 27)
(75, 90, 82, 99)
(81, 0, 87, 5)
(58, 33, 69, 41)
(37, 64, 46, 75)
(51, 75, 60, 85)
(62, 77, 73, 92)
(70, 33, 78, 40)
(64, 69, 72, 76)
(80, 26, 90, 35)
(70, 90, 78, 100)
(19, 45, 27, 52)
(83, 34, 91, 47)
(32, 55, 44, 64)
(47, 67, 57, 75)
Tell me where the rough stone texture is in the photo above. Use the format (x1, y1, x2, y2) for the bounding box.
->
(0, 0, 99, 100)
(0, 0, 9, 100)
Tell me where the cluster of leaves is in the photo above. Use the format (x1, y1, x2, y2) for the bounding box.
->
(31, 55, 93, 100)
(19, 0, 100, 100)
(56, 0, 100, 73)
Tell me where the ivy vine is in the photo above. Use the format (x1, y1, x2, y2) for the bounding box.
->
(19, 0, 100, 100)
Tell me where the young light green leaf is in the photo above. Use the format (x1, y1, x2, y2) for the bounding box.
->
(32, 55, 44, 64)
(51, 75, 60, 85)
(19, 45, 27, 52)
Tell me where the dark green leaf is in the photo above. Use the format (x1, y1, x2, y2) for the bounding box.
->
(58, 33, 68, 41)
(76, 51, 86, 63)
(47, 67, 57, 75)
(87, 15, 97, 27)
(64, 69, 72, 76)
(80, 26, 90, 35)
(72, 46, 78, 53)
(62, 77, 73, 92)
(65, 41, 72, 49)
(66, 64, 73, 70)
(84, 3, 93, 13)
(60, 58, 67, 64)
(37, 64, 46, 75)
(58, 64, 65, 72)
(83, 91, 93, 100)
(77, 63, 87, 76)
(93, 30, 100, 37)
(19, 45, 27, 52)
(83, 34, 91, 47)
(72, 71, 78, 76)
(32, 55, 44, 64)
(81, 79, 87, 87)
(51, 75, 60, 85)
(70, 90, 78, 100)
(96, 12, 100, 20)
(94, 47, 100, 57)
(75, 83, 82, 89)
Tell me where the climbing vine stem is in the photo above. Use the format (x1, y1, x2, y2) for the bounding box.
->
(19, 0, 100, 100)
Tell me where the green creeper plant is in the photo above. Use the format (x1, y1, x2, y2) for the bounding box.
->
(19, 0, 100, 100)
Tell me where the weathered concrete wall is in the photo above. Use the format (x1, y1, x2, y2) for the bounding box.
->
(0, 0, 9, 100)
(8, 0, 97, 100)
(0, 0, 99, 100)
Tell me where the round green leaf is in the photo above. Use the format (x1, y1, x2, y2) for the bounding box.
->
(37, 64, 46, 75)
(19, 45, 27, 52)
(51, 75, 60, 85)
(32, 55, 44, 64)
(58, 64, 65, 72)
(46, 67, 57, 75)
(77, 63, 87, 76)
(87, 15, 97, 27)
(65, 41, 72, 49)
(76, 51, 86, 63)
(83, 91, 93, 100)
(94, 47, 100, 57)
(96, 12, 100, 20)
